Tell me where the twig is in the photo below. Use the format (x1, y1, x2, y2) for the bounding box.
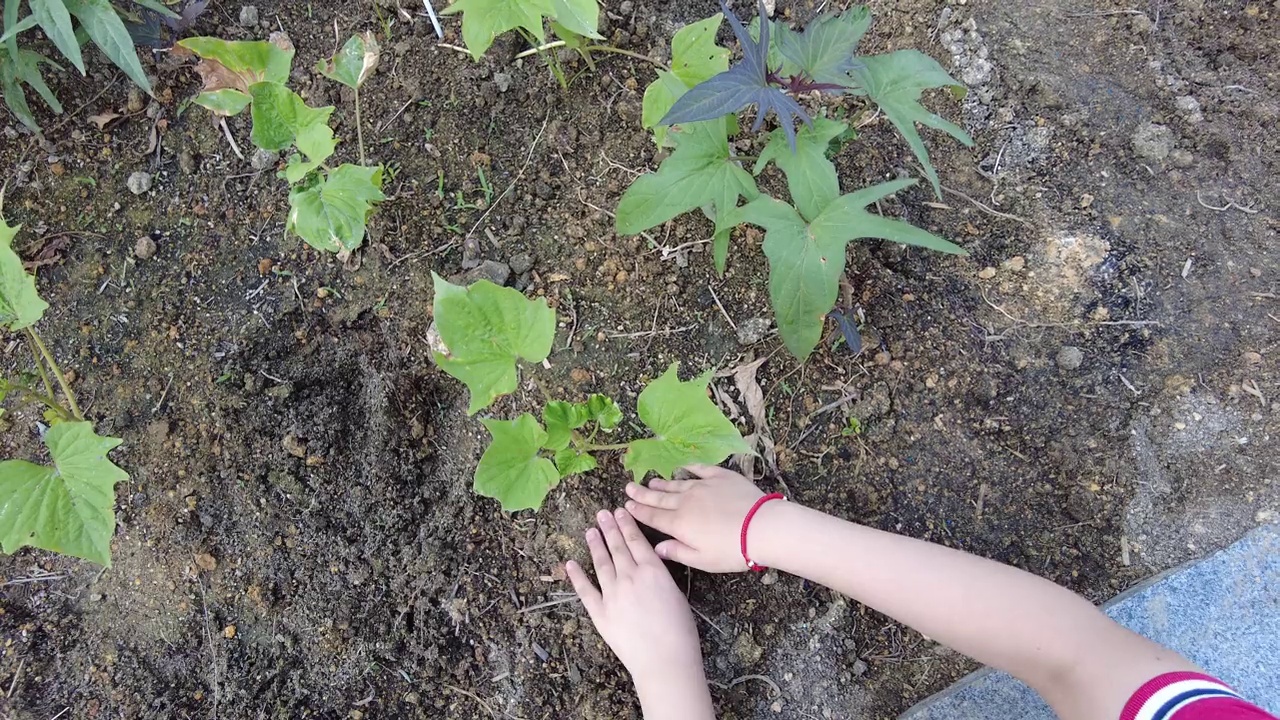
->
(444, 684, 526, 720)
(515, 596, 579, 614)
(218, 118, 245, 161)
(7, 658, 23, 698)
(197, 579, 221, 720)
(1194, 190, 1259, 215)
(729, 673, 782, 698)
(709, 284, 737, 330)
(607, 324, 697, 339)
(377, 98, 414, 134)
(1, 573, 67, 587)
(387, 241, 454, 269)
(465, 111, 550, 241)
(437, 43, 472, 56)
(941, 184, 1033, 226)
(152, 372, 175, 414)
(691, 606, 728, 637)
(41, 75, 121, 139)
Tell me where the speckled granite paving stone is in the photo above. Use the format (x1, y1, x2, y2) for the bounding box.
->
(901, 524, 1280, 720)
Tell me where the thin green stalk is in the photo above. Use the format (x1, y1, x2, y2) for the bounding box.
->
(354, 87, 366, 166)
(0, 378, 71, 420)
(584, 441, 630, 452)
(26, 328, 82, 420)
(27, 337, 55, 401)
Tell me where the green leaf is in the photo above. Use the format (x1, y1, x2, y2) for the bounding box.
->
(733, 180, 964, 358)
(776, 8, 870, 86)
(554, 447, 597, 477)
(30, 0, 83, 73)
(430, 273, 556, 415)
(248, 82, 334, 152)
(754, 117, 846, 222)
(193, 88, 251, 117)
(616, 117, 758, 253)
(474, 414, 560, 512)
(0, 421, 127, 566)
(129, 0, 179, 19)
(10, 48, 61, 113)
(549, 0, 600, 40)
(286, 164, 384, 253)
(671, 13, 729, 86)
(177, 37, 295, 87)
(640, 70, 687, 148)
(314, 31, 380, 90)
(63, 0, 151, 94)
(849, 50, 973, 197)
(0, 209, 47, 331)
(543, 400, 590, 451)
(439, 0, 553, 60)
(0, 54, 39, 131)
(586, 394, 622, 430)
(622, 364, 751, 482)
(283, 121, 337, 182)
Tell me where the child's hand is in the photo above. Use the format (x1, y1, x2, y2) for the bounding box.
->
(624, 463, 767, 573)
(566, 508, 707, 694)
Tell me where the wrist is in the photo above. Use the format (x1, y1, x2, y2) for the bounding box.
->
(748, 499, 806, 571)
(633, 665, 714, 716)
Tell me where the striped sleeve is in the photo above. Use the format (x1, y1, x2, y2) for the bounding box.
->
(1121, 672, 1279, 720)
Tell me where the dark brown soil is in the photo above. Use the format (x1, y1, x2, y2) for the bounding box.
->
(1, 1, 1276, 719)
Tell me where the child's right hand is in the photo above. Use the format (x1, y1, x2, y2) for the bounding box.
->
(624, 463, 770, 573)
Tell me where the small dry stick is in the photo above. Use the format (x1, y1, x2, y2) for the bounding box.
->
(218, 118, 245, 160)
(941, 184, 1033, 226)
(465, 111, 550, 241)
(607, 324, 697, 339)
(708, 284, 737, 330)
(729, 673, 783, 698)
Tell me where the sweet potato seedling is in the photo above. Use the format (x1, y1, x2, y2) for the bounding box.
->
(430, 274, 750, 511)
(619, 0, 974, 360)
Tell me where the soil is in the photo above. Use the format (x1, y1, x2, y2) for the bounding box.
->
(1, 0, 1277, 719)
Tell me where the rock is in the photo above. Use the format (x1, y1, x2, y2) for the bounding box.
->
(494, 72, 512, 93)
(977, 266, 997, 279)
(266, 383, 294, 401)
(238, 5, 259, 26)
(852, 381, 892, 420)
(250, 148, 279, 170)
(731, 632, 764, 667)
(1169, 148, 1194, 168)
(736, 317, 771, 346)
(1002, 255, 1027, 272)
(133, 235, 157, 259)
(282, 433, 307, 458)
(1175, 95, 1203, 123)
(194, 552, 218, 572)
(127, 171, 152, 195)
(178, 149, 197, 174)
(509, 253, 534, 274)
(1056, 345, 1084, 370)
(851, 659, 869, 676)
(454, 260, 510, 286)
(1131, 122, 1174, 162)
(126, 87, 145, 113)
(570, 367, 592, 384)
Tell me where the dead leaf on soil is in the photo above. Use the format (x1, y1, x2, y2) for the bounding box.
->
(730, 357, 778, 478)
(21, 234, 71, 271)
(181, 32, 295, 95)
(88, 112, 122, 130)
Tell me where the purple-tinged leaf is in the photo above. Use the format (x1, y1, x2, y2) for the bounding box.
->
(659, 0, 812, 150)
(776, 8, 870, 88)
(827, 308, 862, 354)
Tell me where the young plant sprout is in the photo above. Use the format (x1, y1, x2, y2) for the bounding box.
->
(619, 0, 974, 360)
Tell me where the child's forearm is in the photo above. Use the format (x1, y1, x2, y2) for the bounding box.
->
(635, 671, 716, 720)
(752, 502, 1195, 719)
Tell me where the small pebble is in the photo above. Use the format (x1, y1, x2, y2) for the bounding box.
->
(977, 266, 997, 279)
(736, 317, 771, 346)
(238, 5, 259, 26)
(179, 149, 197, 174)
(250, 148, 279, 170)
(127, 171, 152, 195)
(1002, 255, 1026, 271)
(133, 236, 157, 259)
(1056, 346, 1084, 370)
(223, 624, 237, 639)
(509, 253, 534, 274)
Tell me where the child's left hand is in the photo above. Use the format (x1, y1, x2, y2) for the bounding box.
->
(566, 508, 711, 707)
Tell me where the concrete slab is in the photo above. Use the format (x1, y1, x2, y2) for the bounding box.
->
(901, 523, 1280, 719)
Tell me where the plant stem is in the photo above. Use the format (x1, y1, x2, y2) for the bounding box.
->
(26, 328, 82, 421)
(583, 45, 670, 71)
(27, 338, 55, 401)
(0, 379, 71, 420)
(354, 87, 366, 166)
(729, 155, 759, 163)
(584, 442, 630, 452)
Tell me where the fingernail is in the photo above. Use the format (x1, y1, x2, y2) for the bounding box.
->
(614, 507, 627, 518)
(625, 500, 636, 511)
(585, 528, 597, 541)
(596, 510, 611, 522)
(656, 544, 667, 558)
(624, 483, 636, 496)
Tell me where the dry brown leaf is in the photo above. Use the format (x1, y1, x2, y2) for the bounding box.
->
(88, 112, 122, 130)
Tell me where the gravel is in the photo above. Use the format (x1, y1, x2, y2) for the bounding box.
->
(1056, 345, 1084, 370)
(133, 236, 157, 260)
(239, 5, 259, 26)
(127, 171, 152, 195)
(454, 260, 511, 286)
(736, 317, 771, 346)
(509, 253, 534, 274)
(1131, 122, 1174, 162)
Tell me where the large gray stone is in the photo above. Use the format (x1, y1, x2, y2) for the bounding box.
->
(901, 524, 1280, 719)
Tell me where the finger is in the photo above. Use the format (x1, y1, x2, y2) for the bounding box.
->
(585, 527, 615, 589)
(683, 463, 729, 479)
(614, 508, 658, 565)
(647, 478, 693, 493)
(565, 560, 604, 619)
(625, 481, 683, 509)
(596, 509, 636, 573)
(654, 538, 700, 566)
(625, 500, 679, 535)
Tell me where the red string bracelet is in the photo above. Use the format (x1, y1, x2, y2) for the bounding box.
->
(740, 493, 786, 572)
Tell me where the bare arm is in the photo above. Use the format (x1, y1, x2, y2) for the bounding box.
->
(625, 465, 1198, 720)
